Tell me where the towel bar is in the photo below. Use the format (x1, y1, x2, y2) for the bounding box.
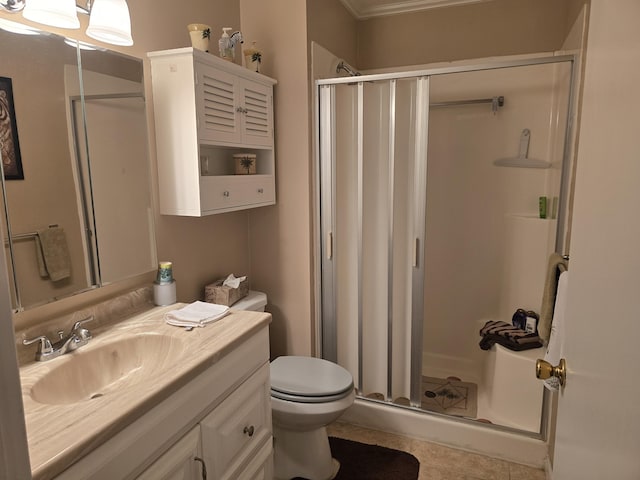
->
(3, 224, 59, 245)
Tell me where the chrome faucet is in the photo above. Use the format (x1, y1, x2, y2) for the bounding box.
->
(23, 316, 94, 362)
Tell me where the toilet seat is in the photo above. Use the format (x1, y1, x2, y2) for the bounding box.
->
(270, 356, 354, 404)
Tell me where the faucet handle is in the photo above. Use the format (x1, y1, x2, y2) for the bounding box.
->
(22, 335, 54, 355)
(72, 315, 95, 332)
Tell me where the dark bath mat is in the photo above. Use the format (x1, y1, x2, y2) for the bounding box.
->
(293, 436, 420, 480)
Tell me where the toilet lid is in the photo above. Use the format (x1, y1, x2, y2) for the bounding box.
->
(270, 356, 354, 398)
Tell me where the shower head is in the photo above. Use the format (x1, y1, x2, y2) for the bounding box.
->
(336, 60, 361, 77)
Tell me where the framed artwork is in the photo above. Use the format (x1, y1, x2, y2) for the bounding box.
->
(0, 76, 24, 180)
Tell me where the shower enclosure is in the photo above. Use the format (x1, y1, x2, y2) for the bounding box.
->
(317, 54, 575, 434)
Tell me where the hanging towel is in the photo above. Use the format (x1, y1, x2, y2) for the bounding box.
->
(543, 270, 569, 391)
(164, 301, 230, 328)
(538, 253, 569, 342)
(34, 236, 48, 278)
(479, 320, 543, 351)
(36, 227, 71, 281)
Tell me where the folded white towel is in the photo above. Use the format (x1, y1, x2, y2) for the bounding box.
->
(165, 301, 230, 328)
(544, 271, 568, 391)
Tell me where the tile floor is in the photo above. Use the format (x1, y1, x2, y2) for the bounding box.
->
(327, 422, 546, 480)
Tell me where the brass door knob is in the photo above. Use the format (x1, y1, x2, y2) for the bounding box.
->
(536, 358, 566, 386)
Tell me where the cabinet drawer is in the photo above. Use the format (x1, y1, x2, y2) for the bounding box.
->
(243, 177, 275, 205)
(200, 363, 271, 480)
(200, 176, 275, 213)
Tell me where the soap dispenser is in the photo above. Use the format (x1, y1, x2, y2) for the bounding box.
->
(219, 27, 233, 61)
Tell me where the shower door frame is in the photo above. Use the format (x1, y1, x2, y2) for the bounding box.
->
(315, 53, 577, 436)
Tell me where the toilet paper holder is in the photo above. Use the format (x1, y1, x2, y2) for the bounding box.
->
(536, 358, 566, 386)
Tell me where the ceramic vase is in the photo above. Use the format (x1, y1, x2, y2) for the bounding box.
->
(243, 41, 262, 73)
(187, 23, 211, 52)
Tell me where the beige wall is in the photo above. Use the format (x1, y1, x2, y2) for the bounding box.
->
(307, 0, 358, 68)
(357, 0, 578, 69)
(130, 0, 252, 304)
(240, 0, 313, 358)
(2, 1, 253, 315)
(2, 0, 591, 358)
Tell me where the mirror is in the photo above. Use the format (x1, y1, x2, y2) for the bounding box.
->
(0, 26, 156, 312)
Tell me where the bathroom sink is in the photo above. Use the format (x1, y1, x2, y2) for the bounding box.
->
(29, 333, 186, 405)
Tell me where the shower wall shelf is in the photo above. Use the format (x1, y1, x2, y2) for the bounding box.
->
(493, 128, 551, 168)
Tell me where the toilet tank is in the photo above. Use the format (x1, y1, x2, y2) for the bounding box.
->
(232, 290, 267, 312)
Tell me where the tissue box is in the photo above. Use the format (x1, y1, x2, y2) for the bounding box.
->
(205, 276, 249, 306)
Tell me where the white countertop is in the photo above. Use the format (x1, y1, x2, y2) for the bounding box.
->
(19, 304, 271, 480)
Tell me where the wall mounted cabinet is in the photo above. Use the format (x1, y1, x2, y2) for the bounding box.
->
(148, 48, 277, 216)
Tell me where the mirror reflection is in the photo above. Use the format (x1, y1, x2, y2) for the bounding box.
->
(0, 27, 155, 312)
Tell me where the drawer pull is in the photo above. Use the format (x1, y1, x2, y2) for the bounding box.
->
(223, 191, 230, 197)
(194, 456, 208, 480)
(257, 188, 264, 194)
(243, 425, 255, 437)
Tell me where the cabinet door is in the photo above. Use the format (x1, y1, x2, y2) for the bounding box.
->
(200, 363, 271, 480)
(196, 64, 242, 145)
(238, 79, 273, 148)
(136, 427, 203, 480)
(234, 440, 273, 480)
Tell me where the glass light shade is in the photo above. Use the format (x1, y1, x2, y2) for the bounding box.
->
(22, 0, 80, 29)
(0, 18, 41, 35)
(85, 0, 133, 46)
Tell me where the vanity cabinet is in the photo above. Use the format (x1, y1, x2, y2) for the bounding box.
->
(136, 427, 202, 480)
(148, 48, 277, 216)
(52, 322, 272, 480)
(136, 364, 272, 480)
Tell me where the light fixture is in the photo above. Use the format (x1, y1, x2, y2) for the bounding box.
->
(0, 17, 41, 34)
(23, 0, 80, 29)
(85, 0, 132, 46)
(0, 0, 133, 46)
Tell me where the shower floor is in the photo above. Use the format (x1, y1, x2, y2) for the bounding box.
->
(363, 371, 537, 431)
(363, 375, 478, 419)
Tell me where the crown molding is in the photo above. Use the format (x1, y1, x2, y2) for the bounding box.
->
(339, 0, 490, 19)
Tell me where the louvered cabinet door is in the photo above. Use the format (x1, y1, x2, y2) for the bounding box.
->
(238, 79, 273, 148)
(196, 65, 242, 145)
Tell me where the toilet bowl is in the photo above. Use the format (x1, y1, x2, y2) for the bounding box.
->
(233, 292, 355, 480)
(271, 356, 355, 480)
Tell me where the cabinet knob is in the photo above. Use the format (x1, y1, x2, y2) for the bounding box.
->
(223, 191, 230, 197)
(257, 188, 264, 194)
(243, 425, 255, 437)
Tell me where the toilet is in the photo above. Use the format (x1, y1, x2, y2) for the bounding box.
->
(233, 291, 356, 480)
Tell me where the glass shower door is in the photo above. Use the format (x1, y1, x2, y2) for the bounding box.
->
(319, 75, 429, 406)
